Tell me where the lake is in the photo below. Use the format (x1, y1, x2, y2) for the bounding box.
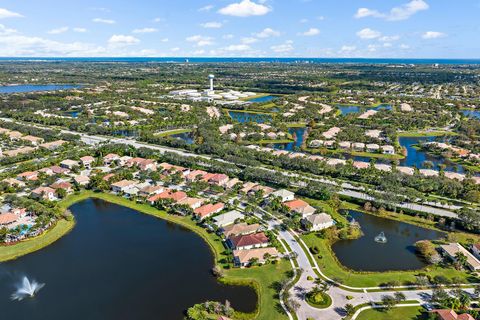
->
(332, 210, 444, 272)
(228, 110, 272, 123)
(462, 110, 480, 119)
(274, 127, 307, 151)
(0, 199, 256, 320)
(0, 84, 80, 94)
(170, 131, 194, 145)
(249, 95, 277, 103)
(337, 104, 392, 116)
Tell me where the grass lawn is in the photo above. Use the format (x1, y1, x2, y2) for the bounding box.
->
(397, 130, 458, 137)
(154, 128, 192, 137)
(0, 191, 291, 320)
(257, 139, 294, 144)
(356, 306, 427, 320)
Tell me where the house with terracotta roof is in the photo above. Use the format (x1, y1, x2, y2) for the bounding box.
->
(240, 182, 258, 194)
(225, 178, 242, 189)
(228, 232, 270, 250)
(177, 197, 205, 210)
(50, 165, 70, 175)
(194, 203, 225, 220)
(6, 131, 23, 140)
(17, 171, 38, 181)
(80, 156, 95, 169)
(103, 153, 120, 165)
(208, 173, 229, 187)
(186, 169, 208, 182)
(20, 135, 44, 145)
(430, 309, 475, 320)
(50, 181, 74, 194)
(222, 223, 261, 238)
(74, 175, 90, 186)
(3, 146, 36, 157)
(233, 247, 279, 267)
(38, 167, 54, 176)
(147, 189, 187, 204)
(0, 212, 18, 227)
(284, 199, 316, 217)
(31, 186, 56, 201)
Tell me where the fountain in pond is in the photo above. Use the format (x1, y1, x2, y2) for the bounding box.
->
(11, 276, 45, 301)
(374, 231, 387, 243)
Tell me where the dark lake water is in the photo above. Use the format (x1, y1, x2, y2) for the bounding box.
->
(337, 104, 392, 116)
(332, 210, 444, 272)
(274, 127, 307, 151)
(249, 95, 277, 103)
(0, 84, 80, 94)
(229, 110, 272, 123)
(0, 199, 256, 320)
(170, 131, 194, 144)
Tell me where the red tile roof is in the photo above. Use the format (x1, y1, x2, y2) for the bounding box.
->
(194, 203, 225, 219)
(284, 199, 309, 210)
(229, 232, 269, 248)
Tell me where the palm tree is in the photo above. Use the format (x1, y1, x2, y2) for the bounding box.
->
(454, 252, 468, 270)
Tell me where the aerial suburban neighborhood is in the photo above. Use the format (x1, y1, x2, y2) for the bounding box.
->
(0, 1, 479, 320)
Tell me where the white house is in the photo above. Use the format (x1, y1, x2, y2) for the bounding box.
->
(270, 189, 295, 203)
(303, 213, 334, 231)
(213, 210, 245, 228)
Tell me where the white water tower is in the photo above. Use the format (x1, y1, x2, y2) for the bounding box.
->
(208, 74, 215, 91)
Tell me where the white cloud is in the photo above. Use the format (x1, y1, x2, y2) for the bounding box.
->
(0, 24, 17, 36)
(48, 27, 69, 35)
(223, 34, 234, 40)
(199, 5, 214, 12)
(92, 18, 115, 24)
(153, 17, 163, 23)
(355, 0, 429, 21)
(254, 27, 280, 38)
(356, 28, 381, 39)
(108, 34, 140, 47)
(399, 44, 410, 49)
(186, 35, 214, 46)
(379, 35, 400, 42)
(132, 28, 158, 34)
(171, 47, 180, 52)
(300, 18, 309, 23)
(0, 8, 23, 19)
(161, 38, 169, 42)
(193, 49, 206, 55)
(271, 41, 294, 53)
(299, 28, 320, 36)
(218, 0, 271, 17)
(241, 37, 258, 44)
(200, 21, 223, 29)
(340, 45, 356, 53)
(224, 44, 251, 51)
(317, 16, 325, 21)
(73, 27, 87, 33)
(422, 31, 446, 39)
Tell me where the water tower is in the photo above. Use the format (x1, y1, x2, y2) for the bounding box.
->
(208, 74, 215, 91)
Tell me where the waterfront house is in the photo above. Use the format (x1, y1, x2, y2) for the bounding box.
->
(382, 145, 395, 155)
(103, 153, 120, 165)
(352, 142, 365, 151)
(138, 185, 164, 198)
(74, 175, 90, 186)
(222, 223, 261, 238)
(60, 159, 79, 170)
(233, 247, 279, 267)
(0, 212, 18, 228)
(270, 189, 295, 203)
(31, 186, 56, 201)
(302, 213, 334, 231)
(366, 143, 380, 153)
(177, 197, 205, 210)
(80, 156, 95, 169)
(228, 232, 269, 250)
(213, 210, 245, 228)
(194, 203, 225, 220)
(440, 243, 480, 271)
(338, 141, 351, 150)
(111, 180, 137, 193)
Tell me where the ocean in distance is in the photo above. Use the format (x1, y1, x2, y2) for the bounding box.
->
(0, 57, 479, 65)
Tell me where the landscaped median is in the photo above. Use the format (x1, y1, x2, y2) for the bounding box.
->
(0, 191, 292, 320)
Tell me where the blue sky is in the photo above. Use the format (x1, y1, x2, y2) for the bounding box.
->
(0, 0, 479, 58)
